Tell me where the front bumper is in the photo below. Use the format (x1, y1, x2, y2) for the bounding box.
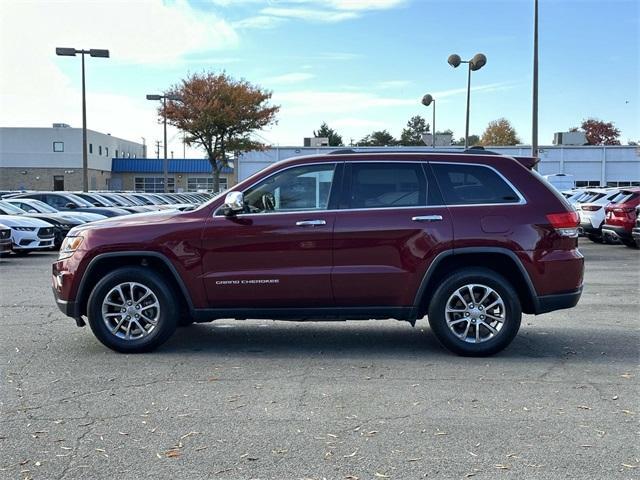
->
(534, 287, 583, 315)
(52, 286, 84, 326)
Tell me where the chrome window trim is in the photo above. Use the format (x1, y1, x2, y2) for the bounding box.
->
(214, 159, 527, 218)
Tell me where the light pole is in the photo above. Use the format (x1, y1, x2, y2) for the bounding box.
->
(532, 0, 539, 160)
(55, 47, 109, 192)
(421, 94, 436, 148)
(146, 94, 180, 193)
(447, 53, 487, 149)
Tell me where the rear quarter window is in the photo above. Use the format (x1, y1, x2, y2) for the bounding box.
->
(432, 163, 521, 205)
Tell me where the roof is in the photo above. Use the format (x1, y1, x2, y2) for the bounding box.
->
(111, 158, 233, 174)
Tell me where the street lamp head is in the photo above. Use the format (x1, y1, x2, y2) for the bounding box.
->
(448, 54, 462, 68)
(421, 94, 434, 107)
(56, 48, 77, 57)
(146, 94, 162, 101)
(469, 53, 487, 71)
(89, 49, 110, 58)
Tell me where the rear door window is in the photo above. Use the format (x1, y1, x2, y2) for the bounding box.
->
(346, 162, 429, 209)
(432, 163, 521, 205)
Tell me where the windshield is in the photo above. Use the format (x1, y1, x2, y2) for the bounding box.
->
(0, 200, 26, 214)
(65, 193, 95, 207)
(28, 200, 58, 213)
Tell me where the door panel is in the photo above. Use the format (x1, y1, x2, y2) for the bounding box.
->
(201, 212, 335, 308)
(331, 161, 453, 307)
(200, 162, 341, 309)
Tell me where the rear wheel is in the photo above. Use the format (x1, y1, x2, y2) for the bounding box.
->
(87, 267, 178, 353)
(427, 268, 522, 356)
(586, 234, 602, 243)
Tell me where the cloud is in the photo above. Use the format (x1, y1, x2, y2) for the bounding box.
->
(273, 90, 415, 115)
(261, 7, 358, 22)
(233, 15, 285, 30)
(331, 118, 387, 129)
(264, 73, 316, 84)
(376, 80, 412, 89)
(0, 0, 238, 65)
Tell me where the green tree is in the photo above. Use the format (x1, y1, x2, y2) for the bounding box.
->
(399, 115, 430, 146)
(480, 118, 520, 146)
(452, 134, 480, 146)
(313, 122, 343, 146)
(163, 72, 279, 191)
(358, 130, 397, 146)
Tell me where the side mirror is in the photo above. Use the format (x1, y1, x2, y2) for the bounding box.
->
(65, 202, 77, 209)
(223, 191, 244, 216)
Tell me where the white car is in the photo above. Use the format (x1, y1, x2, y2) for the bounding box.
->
(562, 188, 590, 205)
(575, 188, 622, 241)
(0, 215, 56, 254)
(4, 198, 107, 223)
(0, 223, 11, 255)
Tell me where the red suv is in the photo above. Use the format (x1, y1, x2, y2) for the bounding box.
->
(53, 151, 584, 356)
(601, 187, 640, 249)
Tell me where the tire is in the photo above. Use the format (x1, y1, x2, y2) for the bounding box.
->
(622, 239, 639, 249)
(13, 250, 30, 256)
(87, 267, 178, 353)
(427, 268, 522, 356)
(586, 234, 602, 243)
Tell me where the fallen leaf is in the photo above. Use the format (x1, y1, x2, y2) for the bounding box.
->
(344, 450, 358, 458)
(374, 473, 389, 478)
(495, 464, 511, 470)
(577, 405, 591, 410)
(165, 449, 181, 458)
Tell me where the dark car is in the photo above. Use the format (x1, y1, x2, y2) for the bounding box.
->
(11, 192, 129, 218)
(601, 187, 640, 249)
(632, 206, 640, 248)
(74, 192, 152, 214)
(53, 150, 584, 356)
(0, 200, 83, 248)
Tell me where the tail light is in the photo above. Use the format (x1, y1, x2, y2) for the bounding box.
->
(546, 211, 579, 237)
(581, 205, 601, 212)
(612, 207, 635, 214)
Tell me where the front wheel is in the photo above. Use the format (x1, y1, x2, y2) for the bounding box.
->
(87, 267, 178, 353)
(427, 268, 522, 356)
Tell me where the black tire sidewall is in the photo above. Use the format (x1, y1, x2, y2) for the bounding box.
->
(87, 267, 178, 353)
(428, 268, 522, 356)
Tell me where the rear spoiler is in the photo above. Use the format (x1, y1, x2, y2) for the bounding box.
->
(512, 156, 540, 170)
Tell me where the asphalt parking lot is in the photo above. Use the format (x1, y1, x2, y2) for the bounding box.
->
(0, 241, 638, 480)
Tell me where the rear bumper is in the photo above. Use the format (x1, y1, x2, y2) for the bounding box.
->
(579, 221, 600, 235)
(534, 287, 583, 315)
(602, 224, 632, 241)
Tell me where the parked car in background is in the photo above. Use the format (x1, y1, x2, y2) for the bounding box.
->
(74, 192, 153, 214)
(10, 192, 129, 218)
(0, 214, 55, 255)
(562, 188, 590, 205)
(601, 187, 640, 248)
(4, 198, 107, 223)
(0, 200, 83, 248)
(53, 150, 583, 356)
(0, 223, 12, 256)
(632, 206, 640, 248)
(576, 188, 622, 242)
(544, 173, 575, 192)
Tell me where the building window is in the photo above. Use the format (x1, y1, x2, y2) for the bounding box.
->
(134, 177, 175, 193)
(187, 176, 228, 193)
(99, 145, 102, 155)
(115, 150, 118, 158)
(89, 143, 93, 154)
(105, 147, 109, 157)
(606, 181, 640, 187)
(53, 142, 64, 152)
(575, 180, 601, 187)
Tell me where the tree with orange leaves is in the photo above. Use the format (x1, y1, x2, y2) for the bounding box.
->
(162, 72, 279, 191)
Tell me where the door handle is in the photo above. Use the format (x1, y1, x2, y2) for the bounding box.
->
(412, 215, 443, 222)
(296, 219, 327, 226)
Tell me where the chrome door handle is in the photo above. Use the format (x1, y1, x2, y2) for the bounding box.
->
(412, 215, 443, 222)
(296, 219, 327, 226)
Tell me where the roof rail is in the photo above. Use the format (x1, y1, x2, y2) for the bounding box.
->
(327, 147, 502, 156)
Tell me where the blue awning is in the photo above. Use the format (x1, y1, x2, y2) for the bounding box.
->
(111, 158, 233, 174)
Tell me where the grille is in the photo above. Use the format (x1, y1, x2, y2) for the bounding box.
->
(0, 229, 9, 240)
(38, 227, 54, 238)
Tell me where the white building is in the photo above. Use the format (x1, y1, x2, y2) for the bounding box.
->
(237, 145, 640, 188)
(0, 125, 145, 191)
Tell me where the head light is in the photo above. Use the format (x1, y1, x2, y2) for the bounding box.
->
(58, 235, 84, 260)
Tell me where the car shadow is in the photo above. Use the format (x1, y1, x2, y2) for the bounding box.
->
(158, 320, 638, 362)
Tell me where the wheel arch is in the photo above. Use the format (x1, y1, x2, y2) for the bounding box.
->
(76, 252, 193, 320)
(413, 247, 539, 317)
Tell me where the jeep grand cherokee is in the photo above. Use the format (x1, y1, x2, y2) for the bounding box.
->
(53, 150, 584, 356)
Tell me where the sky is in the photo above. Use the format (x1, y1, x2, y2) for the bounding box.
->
(0, 0, 638, 157)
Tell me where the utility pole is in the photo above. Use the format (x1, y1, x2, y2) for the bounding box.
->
(155, 141, 161, 159)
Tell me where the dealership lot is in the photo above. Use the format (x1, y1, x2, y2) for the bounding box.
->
(0, 242, 638, 479)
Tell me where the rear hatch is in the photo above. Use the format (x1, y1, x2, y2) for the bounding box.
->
(604, 190, 640, 230)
